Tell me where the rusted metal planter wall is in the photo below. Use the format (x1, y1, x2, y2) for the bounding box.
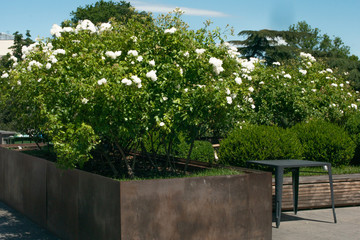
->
(0, 147, 272, 240)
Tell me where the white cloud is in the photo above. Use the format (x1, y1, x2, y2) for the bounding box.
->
(131, 1, 229, 17)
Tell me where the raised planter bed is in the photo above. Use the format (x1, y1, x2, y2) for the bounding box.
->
(0, 146, 272, 240)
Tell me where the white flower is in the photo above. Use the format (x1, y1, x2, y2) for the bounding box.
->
(259, 81, 265, 85)
(226, 88, 231, 95)
(283, 74, 291, 79)
(17, 80, 21, 85)
(53, 49, 66, 55)
(137, 56, 143, 62)
(82, 98, 89, 104)
(300, 52, 316, 62)
(299, 69, 307, 75)
(331, 83, 338, 87)
(1, 72, 9, 78)
(99, 22, 112, 32)
(9, 56, 17, 62)
(251, 104, 256, 109)
(272, 62, 281, 66)
(121, 78, 132, 86)
(184, 88, 189, 93)
(149, 60, 155, 66)
(164, 27, 177, 34)
(195, 49, 206, 55)
(159, 122, 165, 127)
(162, 96, 168, 101)
(326, 68, 333, 73)
(235, 77, 242, 85)
(127, 50, 138, 56)
(130, 75, 141, 84)
(226, 96, 233, 104)
(105, 51, 121, 59)
(130, 36, 137, 42)
(311, 89, 317, 92)
(340, 83, 344, 87)
(346, 81, 350, 84)
(37, 78, 42, 82)
(46, 63, 52, 70)
(351, 104, 358, 110)
(348, 92, 352, 97)
(50, 24, 62, 38)
(248, 86, 254, 92)
(76, 19, 97, 33)
(27, 60, 43, 71)
(146, 70, 157, 81)
(97, 78, 107, 85)
(209, 57, 224, 75)
(49, 55, 58, 63)
(183, 51, 189, 57)
(62, 27, 74, 33)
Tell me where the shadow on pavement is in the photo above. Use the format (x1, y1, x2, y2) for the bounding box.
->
(0, 201, 60, 240)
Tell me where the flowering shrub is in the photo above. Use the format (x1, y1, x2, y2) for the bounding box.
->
(245, 53, 360, 127)
(0, 10, 253, 173)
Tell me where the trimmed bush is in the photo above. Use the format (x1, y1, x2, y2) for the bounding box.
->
(175, 136, 215, 163)
(344, 113, 360, 165)
(218, 124, 303, 167)
(291, 120, 356, 167)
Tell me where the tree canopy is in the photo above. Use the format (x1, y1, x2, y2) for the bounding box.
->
(66, 0, 151, 25)
(230, 21, 360, 90)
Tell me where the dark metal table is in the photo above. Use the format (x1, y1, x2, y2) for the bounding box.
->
(247, 160, 337, 228)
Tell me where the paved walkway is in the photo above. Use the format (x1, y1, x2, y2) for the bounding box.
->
(0, 201, 59, 240)
(273, 206, 360, 240)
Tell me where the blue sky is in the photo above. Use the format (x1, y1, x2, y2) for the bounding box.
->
(1, 0, 360, 56)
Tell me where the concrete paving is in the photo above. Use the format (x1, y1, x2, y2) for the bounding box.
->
(0, 201, 59, 240)
(272, 206, 360, 240)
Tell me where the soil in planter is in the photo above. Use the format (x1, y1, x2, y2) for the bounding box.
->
(20, 147, 242, 180)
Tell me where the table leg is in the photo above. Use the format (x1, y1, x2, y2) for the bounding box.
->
(275, 167, 284, 228)
(327, 164, 337, 223)
(292, 168, 300, 215)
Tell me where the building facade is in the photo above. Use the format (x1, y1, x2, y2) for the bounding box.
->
(0, 33, 14, 58)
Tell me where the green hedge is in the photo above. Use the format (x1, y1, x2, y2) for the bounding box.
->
(344, 113, 360, 165)
(219, 124, 303, 167)
(291, 120, 356, 167)
(175, 137, 215, 163)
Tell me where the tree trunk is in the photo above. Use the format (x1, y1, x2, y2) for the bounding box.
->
(184, 138, 195, 173)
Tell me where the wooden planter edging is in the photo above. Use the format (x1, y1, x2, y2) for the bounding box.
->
(0, 147, 272, 240)
(273, 174, 360, 211)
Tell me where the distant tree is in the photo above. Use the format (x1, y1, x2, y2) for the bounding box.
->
(229, 29, 307, 63)
(65, 0, 152, 25)
(288, 21, 360, 90)
(231, 21, 360, 90)
(0, 30, 34, 71)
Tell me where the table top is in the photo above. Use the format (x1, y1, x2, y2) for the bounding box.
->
(247, 159, 330, 168)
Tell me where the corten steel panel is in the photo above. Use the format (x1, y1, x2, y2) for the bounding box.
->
(0, 147, 47, 226)
(0, 147, 5, 200)
(46, 162, 79, 240)
(78, 170, 121, 240)
(247, 172, 272, 239)
(120, 174, 270, 240)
